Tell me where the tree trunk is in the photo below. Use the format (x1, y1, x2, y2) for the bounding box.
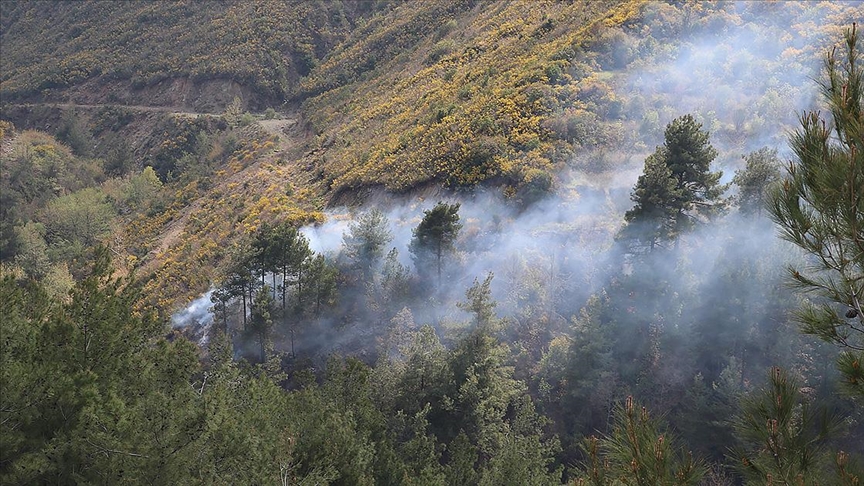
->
(241, 291, 247, 330)
(297, 266, 303, 309)
(436, 243, 442, 289)
(282, 265, 287, 310)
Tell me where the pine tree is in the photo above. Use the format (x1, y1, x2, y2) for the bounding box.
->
(663, 114, 723, 216)
(730, 367, 850, 484)
(343, 208, 392, 282)
(457, 273, 497, 330)
(768, 23, 864, 396)
(375, 247, 411, 318)
(0, 249, 205, 484)
(303, 254, 338, 317)
(253, 222, 311, 309)
(221, 244, 256, 330)
(621, 114, 725, 252)
(446, 431, 478, 486)
(733, 147, 782, 216)
(210, 286, 233, 334)
(249, 285, 275, 363)
(621, 152, 682, 251)
(576, 396, 705, 486)
(410, 202, 462, 287)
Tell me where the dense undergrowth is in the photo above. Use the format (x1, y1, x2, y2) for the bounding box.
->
(2, 2, 864, 484)
(0, 0, 381, 106)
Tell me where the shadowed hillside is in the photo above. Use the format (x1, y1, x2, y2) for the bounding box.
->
(2, 2, 864, 484)
(0, 0, 383, 110)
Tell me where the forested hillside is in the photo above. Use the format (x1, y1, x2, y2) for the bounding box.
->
(2, 1, 863, 484)
(0, 0, 384, 109)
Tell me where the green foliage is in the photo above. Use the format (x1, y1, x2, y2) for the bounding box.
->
(56, 112, 96, 158)
(374, 248, 411, 317)
(342, 208, 392, 282)
(730, 367, 851, 485)
(768, 24, 864, 395)
(458, 272, 497, 330)
(479, 396, 563, 486)
(0, 130, 101, 212)
(304, 254, 339, 317)
(42, 262, 75, 300)
(4, 5, 864, 485)
(410, 201, 462, 286)
(40, 187, 115, 249)
(0, 250, 203, 483)
(621, 114, 725, 252)
(620, 150, 682, 251)
(0, 1, 385, 103)
(733, 147, 782, 216)
(13, 221, 50, 280)
(249, 285, 275, 362)
(302, 1, 638, 193)
(575, 397, 705, 486)
(662, 114, 723, 210)
(122, 166, 163, 210)
(446, 430, 478, 486)
(149, 116, 222, 181)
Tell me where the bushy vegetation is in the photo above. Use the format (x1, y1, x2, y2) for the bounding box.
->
(2, 3, 864, 485)
(297, 1, 861, 201)
(302, 0, 640, 196)
(0, 0, 382, 105)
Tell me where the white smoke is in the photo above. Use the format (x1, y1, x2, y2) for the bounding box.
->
(168, 1, 860, 358)
(171, 289, 215, 345)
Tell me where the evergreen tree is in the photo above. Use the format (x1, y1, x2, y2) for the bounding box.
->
(457, 273, 497, 330)
(0, 249, 206, 484)
(251, 221, 278, 288)
(621, 152, 682, 251)
(622, 114, 725, 251)
(273, 223, 312, 311)
(446, 431, 478, 486)
(13, 222, 51, 280)
(56, 112, 95, 158)
(303, 254, 338, 317)
(448, 276, 522, 457)
(410, 202, 462, 287)
(733, 147, 782, 216)
(576, 396, 705, 485)
(663, 114, 723, 215)
(375, 248, 411, 318)
(249, 285, 276, 363)
(342, 208, 392, 282)
(222, 243, 257, 330)
(210, 286, 233, 333)
(768, 24, 864, 396)
(730, 367, 851, 484)
(479, 396, 562, 486)
(0, 276, 51, 480)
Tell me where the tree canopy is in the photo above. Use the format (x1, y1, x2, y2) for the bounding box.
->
(768, 23, 864, 396)
(409, 202, 462, 286)
(622, 114, 725, 252)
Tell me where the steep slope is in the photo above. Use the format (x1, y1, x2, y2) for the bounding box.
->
(2, 1, 862, 313)
(301, 0, 642, 200)
(298, 0, 862, 201)
(0, 0, 381, 110)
